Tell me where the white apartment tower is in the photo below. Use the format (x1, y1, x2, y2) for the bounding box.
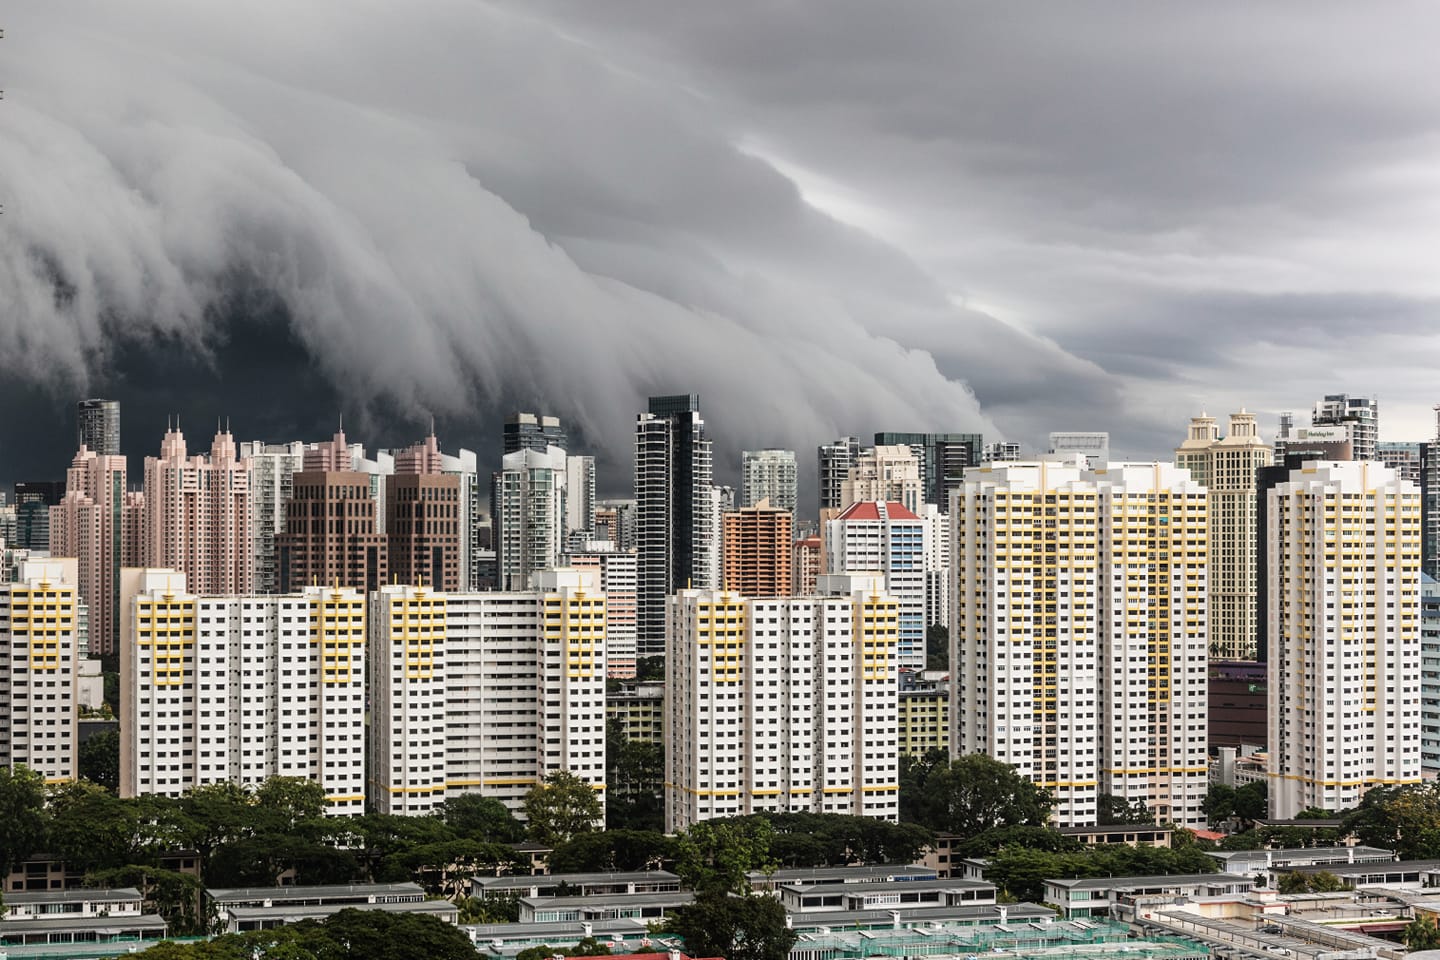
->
(1267, 461, 1422, 817)
(119, 569, 366, 814)
(567, 546, 638, 679)
(239, 441, 305, 594)
(665, 588, 899, 831)
(565, 456, 597, 538)
(741, 450, 799, 514)
(1312, 394, 1379, 462)
(369, 570, 606, 817)
(818, 437, 862, 512)
(951, 459, 1210, 827)
(1176, 411, 1272, 660)
(0, 558, 80, 783)
(493, 446, 568, 591)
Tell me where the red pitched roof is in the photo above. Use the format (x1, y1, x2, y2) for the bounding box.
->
(834, 500, 920, 522)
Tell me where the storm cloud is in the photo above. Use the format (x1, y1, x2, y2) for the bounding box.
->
(2, 2, 1437, 492)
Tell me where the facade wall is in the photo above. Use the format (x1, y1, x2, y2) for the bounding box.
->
(1267, 461, 1422, 816)
(0, 559, 79, 783)
(665, 589, 899, 832)
(119, 569, 365, 814)
(142, 429, 254, 597)
(952, 460, 1209, 828)
(49, 448, 129, 655)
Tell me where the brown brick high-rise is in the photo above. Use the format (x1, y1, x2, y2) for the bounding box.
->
(279, 430, 387, 593)
(385, 432, 461, 592)
(720, 499, 793, 597)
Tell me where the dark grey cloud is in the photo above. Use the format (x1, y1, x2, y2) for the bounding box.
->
(2, 1, 1436, 496)
(523, 0, 1440, 450)
(0, 0, 1131, 496)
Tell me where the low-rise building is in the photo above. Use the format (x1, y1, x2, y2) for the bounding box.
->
(1044, 874, 1254, 921)
(899, 687, 949, 756)
(748, 864, 937, 891)
(472, 870, 681, 901)
(0, 888, 167, 947)
(778, 878, 995, 914)
(207, 882, 457, 934)
(606, 682, 664, 745)
(1207, 845, 1395, 886)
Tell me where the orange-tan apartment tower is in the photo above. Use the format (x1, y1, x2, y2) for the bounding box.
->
(387, 431, 461, 592)
(141, 424, 254, 596)
(721, 499, 793, 597)
(792, 534, 821, 595)
(279, 429, 388, 594)
(49, 446, 135, 655)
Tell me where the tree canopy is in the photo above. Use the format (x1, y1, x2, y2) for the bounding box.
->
(903, 753, 1054, 836)
(136, 907, 477, 959)
(523, 770, 604, 846)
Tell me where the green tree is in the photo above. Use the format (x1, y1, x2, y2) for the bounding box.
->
(898, 747, 948, 824)
(1096, 793, 1154, 826)
(666, 890, 797, 960)
(88, 865, 205, 935)
(45, 781, 143, 871)
(1309, 871, 1345, 893)
(606, 719, 665, 833)
(0, 765, 46, 879)
(1234, 781, 1269, 822)
(1203, 784, 1236, 825)
(1407, 915, 1440, 952)
(79, 729, 121, 792)
(440, 794, 523, 843)
(674, 818, 776, 895)
(636, 657, 665, 681)
(550, 829, 673, 874)
(255, 776, 328, 826)
(1347, 782, 1440, 859)
(925, 624, 949, 672)
(523, 770, 603, 846)
(913, 754, 1053, 836)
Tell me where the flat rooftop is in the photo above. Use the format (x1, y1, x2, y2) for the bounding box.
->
(782, 877, 994, 895)
(752, 864, 938, 884)
(1049, 873, 1251, 890)
(3, 888, 142, 905)
(475, 870, 679, 892)
(208, 882, 426, 902)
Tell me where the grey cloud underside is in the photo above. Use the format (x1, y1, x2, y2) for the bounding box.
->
(0, 1, 1127, 490)
(526, 0, 1440, 448)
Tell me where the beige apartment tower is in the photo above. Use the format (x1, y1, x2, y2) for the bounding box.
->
(1176, 411, 1272, 660)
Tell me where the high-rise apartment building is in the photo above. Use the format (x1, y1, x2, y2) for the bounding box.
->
(635, 395, 716, 656)
(568, 546, 638, 678)
(1267, 461, 1422, 817)
(50, 445, 135, 655)
(13, 482, 64, 551)
(368, 570, 606, 817)
(1424, 407, 1440, 581)
(721, 500, 793, 598)
(1312, 394, 1379, 462)
(984, 441, 1023, 463)
(142, 426, 254, 596)
(825, 501, 927, 669)
(1175, 411, 1272, 660)
(874, 432, 983, 508)
(278, 429, 387, 594)
(792, 535, 821, 597)
(1048, 432, 1110, 466)
(119, 568, 366, 814)
(952, 459, 1210, 827)
(840, 446, 923, 514)
(493, 446, 568, 591)
(0, 558, 80, 783)
(76, 399, 120, 456)
(1422, 573, 1440, 779)
(740, 450, 798, 514)
(818, 437, 862, 513)
(387, 433, 462, 592)
(566, 456, 597, 538)
(664, 587, 899, 831)
(1379, 442, 1422, 485)
(239, 441, 305, 594)
(503, 412, 565, 456)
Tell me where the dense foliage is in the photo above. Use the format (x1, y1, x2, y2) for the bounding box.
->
(900, 750, 1055, 835)
(1, 773, 530, 934)
(135, 908, 477, 959)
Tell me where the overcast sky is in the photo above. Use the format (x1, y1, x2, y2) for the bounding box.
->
(2, 2, 1438, 491)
